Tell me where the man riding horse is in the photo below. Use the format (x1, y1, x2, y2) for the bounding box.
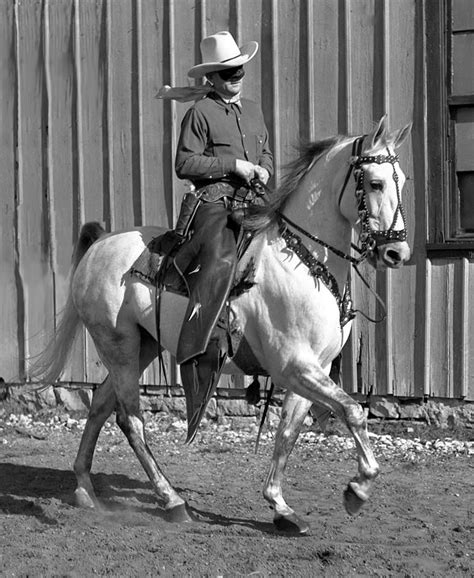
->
(159, 31, 274, 435)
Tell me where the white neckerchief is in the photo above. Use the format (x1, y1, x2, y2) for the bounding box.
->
(215, 91, 242, 108)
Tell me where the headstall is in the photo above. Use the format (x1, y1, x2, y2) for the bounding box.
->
(338, 135, 407, 259)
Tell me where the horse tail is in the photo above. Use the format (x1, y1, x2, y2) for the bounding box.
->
(71, 221, 106, 270)
(28, 222, 106, 386)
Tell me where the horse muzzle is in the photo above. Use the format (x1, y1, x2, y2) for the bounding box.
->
(370, 241, 411, 269)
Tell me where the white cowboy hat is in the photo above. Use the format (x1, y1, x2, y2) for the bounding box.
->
(188, 31, 258, 78)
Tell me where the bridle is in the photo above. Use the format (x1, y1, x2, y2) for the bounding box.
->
(279, 135, 407, 268)
(275, 135, 408, 324)
(337, 135, 407, 260)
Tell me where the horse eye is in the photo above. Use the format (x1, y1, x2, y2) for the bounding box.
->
(370, 181, 384, 191)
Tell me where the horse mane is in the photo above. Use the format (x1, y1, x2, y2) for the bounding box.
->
(243, 136, 343, 233)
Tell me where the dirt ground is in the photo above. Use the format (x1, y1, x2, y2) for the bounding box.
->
(0, 414, 473, 577)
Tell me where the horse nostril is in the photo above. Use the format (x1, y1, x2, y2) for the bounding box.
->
(386, 249, 402, 263)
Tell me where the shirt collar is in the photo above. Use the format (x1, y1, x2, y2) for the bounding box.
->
(212, 91, 242, 110)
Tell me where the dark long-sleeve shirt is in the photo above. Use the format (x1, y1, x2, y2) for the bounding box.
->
(175, 92, 273, 188)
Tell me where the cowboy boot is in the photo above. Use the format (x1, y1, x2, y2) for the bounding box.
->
(180, 334, 228, 443)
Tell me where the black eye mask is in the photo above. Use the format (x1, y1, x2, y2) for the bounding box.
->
(217, 66, 245, 81)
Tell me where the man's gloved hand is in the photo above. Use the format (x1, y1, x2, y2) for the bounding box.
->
(235, 159, 259, 182)
(253, 165, 270, 184)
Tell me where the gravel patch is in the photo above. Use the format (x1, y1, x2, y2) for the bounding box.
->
(2, 412, 472, 460)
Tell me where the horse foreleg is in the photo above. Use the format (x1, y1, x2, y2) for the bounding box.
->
(287, 360, 379, 516)
(263, 391, 312, 534)
(74, 376, 116, 509)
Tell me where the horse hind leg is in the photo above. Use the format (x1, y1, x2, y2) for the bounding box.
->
(263, 391, 312, 534)
(73, 330, 157, 509)
(72, 331, 190, 521)
(107, 330, 191, 522)
(112, 372, 191, 521)
(74, 375, 117, 509)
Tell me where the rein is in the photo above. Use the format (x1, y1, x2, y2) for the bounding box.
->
(278, 212, 362, 266)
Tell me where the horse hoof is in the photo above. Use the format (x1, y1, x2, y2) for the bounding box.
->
(274, 513, 310, 535)
(165, 503, 193, 523)
(343, 483, 367, 516)
(74, 488, 97, 509)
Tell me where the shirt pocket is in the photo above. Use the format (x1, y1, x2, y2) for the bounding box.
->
(210, 139, 232, 157)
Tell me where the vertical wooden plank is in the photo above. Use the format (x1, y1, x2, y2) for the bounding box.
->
(349, 0, 375, 131)
(305, 0, 315, 142)
(45, 0, 85, 382)
(16, 0, 55, 375)
(273, 0, 300, 168)
(348, 0, 379, 396)
(75, 0, 107, 225)
(0, 0, 21, 380)
(75, 0, 107, 384)
(423, 258, 432, 396)
(375, 0, 393, 395)
(307, 0, 340, 138)
(167, 0, 197, 222)
(413, 0, 430, 399)
(341, 0, 358, 393)
(137, 0, 167, 227)
(341, 0, 352, 135)
(429, 260, 454, 397)
(138, 0, 173, 386)
(202, 0, 231, 34)
(269, 1, 280, 182)
(455, 257, 469, 398)
(467, 259, 474, 401)
(235, 0, 264, 107)
(390, 268, 417, 396)
(107, 0, 136, 230)
(386, 0, 418, 397)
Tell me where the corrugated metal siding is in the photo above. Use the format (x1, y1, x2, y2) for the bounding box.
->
(0, 0, 472, 400)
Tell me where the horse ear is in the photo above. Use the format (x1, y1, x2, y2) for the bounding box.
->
(392, 122, 412, 149)
(368, 115, 388, 149)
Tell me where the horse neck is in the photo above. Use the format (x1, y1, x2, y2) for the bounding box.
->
(281, 148, 353, 291)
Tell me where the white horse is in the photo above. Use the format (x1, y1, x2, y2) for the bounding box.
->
(32, 116, 411, 534)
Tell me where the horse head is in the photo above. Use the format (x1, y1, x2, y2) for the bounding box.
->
(338, 116, 412, 269)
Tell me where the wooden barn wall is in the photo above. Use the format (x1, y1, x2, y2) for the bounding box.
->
(0, 0, 472, 401)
